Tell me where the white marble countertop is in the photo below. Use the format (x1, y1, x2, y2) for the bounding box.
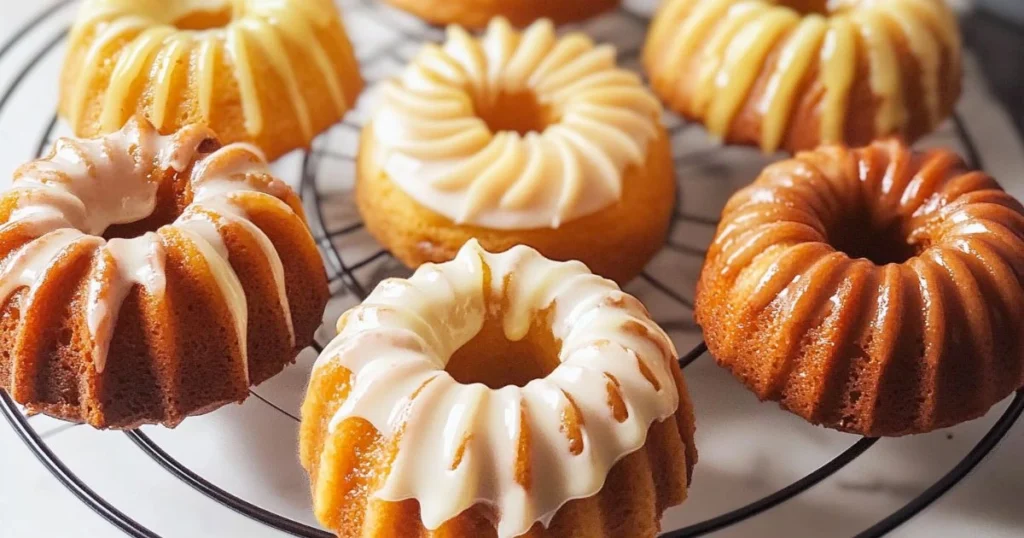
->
(1, 1, 1023, 537)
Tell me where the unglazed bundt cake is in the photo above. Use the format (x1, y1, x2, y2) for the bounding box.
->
(382, 0, 619, 29)
(358, 18, 675, 285)
(0, 117, 328, 429)
(695, 139, 1024, 436)
(644, 0, 962, 153)
(60, 0, 363, 161)
(301, 240, 696, 537)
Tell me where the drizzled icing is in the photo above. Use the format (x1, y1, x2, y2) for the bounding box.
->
(65, 0, 352, 139)
(645, 0, 960, 152)
(1, 118, 296, 373)
(372, 18, 663, 229)
(313, 240, 682, 537)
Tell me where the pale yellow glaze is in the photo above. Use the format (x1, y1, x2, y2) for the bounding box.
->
(705, 8, 799, 136)
(226, 24, 260, 135)
(99, 26, 176, 131)
(196, 35, 217, 122)
(691, 2, 772, 120)
(150, 36, 188, 129)
(372, 18, 663, 230)
(67, 0, 351, 136)
(820, 16, 857, 144)
(852, 9, 904, 134)
(758, 15, 827, 151)
(644, 0, 961, 152)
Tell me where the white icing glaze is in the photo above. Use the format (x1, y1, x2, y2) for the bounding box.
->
(87, 232, 167, 371)
(313, 240, 681, 537)
(1, 118, 297, 373)
(0, 230, 105, 341)
(183, 152, 297, 350)
(372, 18, 663, 229)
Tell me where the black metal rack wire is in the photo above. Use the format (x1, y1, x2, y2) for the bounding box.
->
(1, 1, 1022, 537)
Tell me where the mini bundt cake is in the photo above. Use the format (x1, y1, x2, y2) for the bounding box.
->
(695, 139, 1024, 436)
(60, 0, 363, 161)
(358, 18, 675, 285)
(301, 240, 696, 537)
(0, 117, 329, 429)
(383, 0, 619, 28)
(644, 0, 962, 153)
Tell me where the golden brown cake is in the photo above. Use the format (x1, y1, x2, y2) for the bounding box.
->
(59, 0, 364, 162)
(383, 0, 619, 28)
(301, 240, 696, 537)
(695, 139, 1024, 436)
(357, 18, 675, 285)
(0, 117, 329, 429)
(643, 0, 962, 153)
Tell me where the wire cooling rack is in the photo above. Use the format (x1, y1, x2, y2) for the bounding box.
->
(1, 1, 1023, 537)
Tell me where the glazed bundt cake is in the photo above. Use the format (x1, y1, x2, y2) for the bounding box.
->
(301, 240, 696, 537)
(644, 0, 962, 153)
(60, 0, 363, 161)
(358, 18, 675, 285)
(0, 117, 328, 429)
(695, 139, 1024, 436)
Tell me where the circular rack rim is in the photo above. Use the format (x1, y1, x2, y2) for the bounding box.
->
(1, 1, 1022, 537)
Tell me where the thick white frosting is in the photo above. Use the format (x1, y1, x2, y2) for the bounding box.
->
(312, 240, 682, 537)
(372, 18, 664, 229)
(1, 118, 296, 374)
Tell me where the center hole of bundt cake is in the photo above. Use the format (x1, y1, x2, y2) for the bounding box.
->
(829, 216, 921, 266)
(100, 138, 220, 240)
(445, 308, 562, 390)
(475, 90, 553, 137)
(778, 0, 836, 15)
(173, 5, 234, 30)
(101, 205, 180, 240)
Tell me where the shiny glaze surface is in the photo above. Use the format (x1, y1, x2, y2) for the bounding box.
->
(0, 117, 297, 375)
(309, 240, 684, 536)
(63, 0, 357, 148)
(696, 139, 1024, 435)
(372, 18, 663, 229)
(645, 0, 961, 153)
